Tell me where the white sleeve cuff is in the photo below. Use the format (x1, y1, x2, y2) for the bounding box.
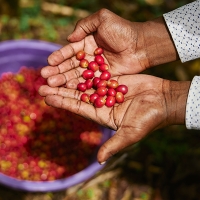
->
(163, 0, 200, 63)
(186, 76, 200, 129)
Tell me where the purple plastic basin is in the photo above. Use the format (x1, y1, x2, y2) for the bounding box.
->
(0, 40, 114, 192)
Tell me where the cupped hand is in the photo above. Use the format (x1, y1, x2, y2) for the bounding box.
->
(41, 9, 178, 88)
(39, 74, 189, 164)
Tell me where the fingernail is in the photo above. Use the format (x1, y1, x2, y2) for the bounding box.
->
(100, 161, 106, 165)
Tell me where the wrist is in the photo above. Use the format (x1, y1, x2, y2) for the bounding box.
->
(163, 80, 191, 125)
(141, 17, 179, 67)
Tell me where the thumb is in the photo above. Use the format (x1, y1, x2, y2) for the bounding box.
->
(97, 128, 145, 164)
(67, 11, 101, 42)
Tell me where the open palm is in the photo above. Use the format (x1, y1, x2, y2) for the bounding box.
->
(41, 9, 177, 88)
(39, 74, 181, 163)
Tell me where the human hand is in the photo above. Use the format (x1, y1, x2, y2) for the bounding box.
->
(39, 74, 190, 164)
(41, 9, 178, 88)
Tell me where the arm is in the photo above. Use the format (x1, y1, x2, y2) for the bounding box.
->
(141, 16, 179, 67)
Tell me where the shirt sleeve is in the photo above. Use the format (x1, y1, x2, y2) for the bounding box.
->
(163, 0, 200, 63)
(186, 76, 200, 129)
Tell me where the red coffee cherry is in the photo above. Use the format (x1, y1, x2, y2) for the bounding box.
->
(105, 96, 116, 107)
(107, 88, 116, 96)
(116, 85, 128, 95)
(92, 77, 101, 88)
(81, 93, 90, 103)
(96, 86, 107, 96)
(116, 92, 124, 103)
(96, 80, 107, 88)
(99, 63, 109, 72)
(79, 59, 89, 68)
(94, 47, 104, 55)
(76, 50, 85, 60)
(85, 79, 93, 89)
(95, 55, 104, 65)
(77, 83, 87, 92)
(94, 96, 106, 108)
(88, 61, 99, 72)
(100, 71, 111, 81)
(90, 93, 99, 104)
(82, 70, 94, 80)
(107, 79, 119, 89)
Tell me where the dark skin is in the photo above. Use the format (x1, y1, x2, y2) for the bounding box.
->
(41, 9, 178, 88)
(39, 9, 190, 164)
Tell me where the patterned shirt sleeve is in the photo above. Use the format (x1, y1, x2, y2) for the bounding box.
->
(163, 0, 200, 63)
(186, 76, 200, 129)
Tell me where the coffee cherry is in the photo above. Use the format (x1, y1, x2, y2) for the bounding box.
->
(88, 61, 99, 72)
(96, 80, 107, 88)
(100, 71, 111, 81)
(81, 93, 90, 103)
(92, 77, 101, 88)
(107, 88, 116, 96)
(116, 92, 124, 103)
(85, 79, 93, 89)
(94, 47, 103, 55)
(99, 64, 109, 72)
(82, 70, 94, 80)
(79, 59, 89, 68)
(95, 55, 104, 65)
(116, 85, 128, 95)
(94, 96, 106, 108)
(107, 80, 119, 89)
(76, 50, 85, 60)
(105, 96, 116, 107)
(96, 86, 107, 96)
(77, 83, 87, 92)
(90, 93, 99, 104)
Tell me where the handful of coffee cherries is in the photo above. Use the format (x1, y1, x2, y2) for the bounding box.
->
(76, 48, 128, 108)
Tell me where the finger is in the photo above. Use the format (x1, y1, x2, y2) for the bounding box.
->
(41, 57, 79, 79)
(57, 57, 79, 73)
(67, 11, 102, 42)
(44, 94, 97, 121)
(47, 74, 66, 87)
(38, 85, 59, 97)
(42, 86, 116, 130)
(97, 95, 153, 164)
(41, 66, 60, 79)
(39, 84, 94, 97)
(39, 85, 82, 99)
(47, 67, 87, 87)
(48, 40, 84, 66)
(66, 78, 80, 89)
(97, 127, 144, 164)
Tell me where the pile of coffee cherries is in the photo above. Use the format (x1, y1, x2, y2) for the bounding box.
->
(0, 67, 103, 181)
(76, 48, 128, 108)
